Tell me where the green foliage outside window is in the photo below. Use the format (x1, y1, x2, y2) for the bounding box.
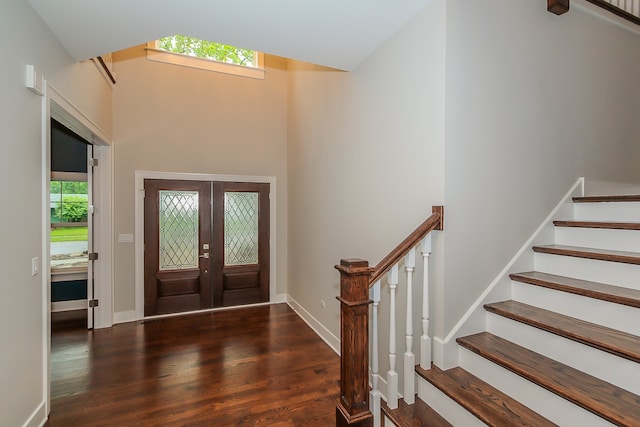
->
(51, 181, 88, 195)
(51, 180, 88, 223)
(58, 195, 88, 223)
(158, 35, 256, 67)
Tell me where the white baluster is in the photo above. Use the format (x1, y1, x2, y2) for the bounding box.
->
(420, 234, 432, 369)
(403, 248, 416, 404)
(370, 280, 382, 424)
(387, 264, 399, 409)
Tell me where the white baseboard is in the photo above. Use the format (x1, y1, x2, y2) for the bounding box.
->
(287, 296, 340, 355)
(113, 310, 137, 324)
(273, 293, 287, 303)
(23, 401, 46, 427)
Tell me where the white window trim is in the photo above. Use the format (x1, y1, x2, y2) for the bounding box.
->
(145, 42, 265, 80)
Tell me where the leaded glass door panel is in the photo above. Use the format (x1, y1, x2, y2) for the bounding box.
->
(213, 182, 270, 307)
(144, 179, 270, 315)
(144, 180, 212, 316)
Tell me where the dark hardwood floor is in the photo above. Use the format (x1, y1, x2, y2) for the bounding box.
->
(46, 304, 340, 426)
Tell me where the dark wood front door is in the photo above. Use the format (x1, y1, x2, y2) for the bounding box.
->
(144, 180, 212, 316)
(144, 179, 270, 316)
(213, 182, 270, 307)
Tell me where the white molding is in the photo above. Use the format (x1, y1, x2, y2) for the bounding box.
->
(47, 84, 112, 145)
(287, 296, 340, 355)
(22, 401, 47, 427)
(43, 83, 115, 413)
(434, 177, 585, 369)
(273, 293, 287, 303)
(52, 300, 87, 312)
(92, 144, 114, 329)
(134, 171, 277, 321)
(113, 310, 137, 325)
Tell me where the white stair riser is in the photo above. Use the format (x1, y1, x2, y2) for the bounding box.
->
(458, 348, 615, 427)
(574, 202, 640, 222)
(486, 312, 640, 395)
(415, 376, 486, 427)
(511, 281, 640, 336)
(555, 227, 640, 252)
(534, 252, 640, 291)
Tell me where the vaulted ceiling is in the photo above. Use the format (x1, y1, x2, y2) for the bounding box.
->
(28, 0, 430, 71)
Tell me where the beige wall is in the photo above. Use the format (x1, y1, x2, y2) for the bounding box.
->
(443, 0, 640, 334)
(0, 1, 112, 425)
(112, 47, 289, 314)
(287, 2, 447, 340)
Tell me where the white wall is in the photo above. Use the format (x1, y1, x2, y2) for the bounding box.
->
(111, 48, 289, 315)
(0, 1, 112, 426)
(443, 0, 640, 335)
(287, 1, 446, 342)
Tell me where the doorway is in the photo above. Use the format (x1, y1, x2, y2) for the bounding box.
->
(49, 118, 94, 329)
(143, 179, 271, 316)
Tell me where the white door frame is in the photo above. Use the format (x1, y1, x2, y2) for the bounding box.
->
(42, 84, 113, 412)
(134, 171, 278, 320)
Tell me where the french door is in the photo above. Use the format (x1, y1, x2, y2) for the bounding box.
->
(144, 179, 270, 316)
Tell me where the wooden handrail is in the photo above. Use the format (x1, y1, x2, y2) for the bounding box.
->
(369, 206, 444, 286)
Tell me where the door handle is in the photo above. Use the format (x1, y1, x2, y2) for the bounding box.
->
(199, 253, 210, 259)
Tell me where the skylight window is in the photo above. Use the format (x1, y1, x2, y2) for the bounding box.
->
(147, 35, 264, 79)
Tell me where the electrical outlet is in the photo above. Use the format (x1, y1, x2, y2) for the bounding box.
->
(320, 299, 326, 309)
(31, 257, 39, 276)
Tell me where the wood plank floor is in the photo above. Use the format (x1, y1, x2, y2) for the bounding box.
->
(46, 304, 340, 426)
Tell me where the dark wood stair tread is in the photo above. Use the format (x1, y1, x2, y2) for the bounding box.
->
(532, 244, 640, 265)
(457, 332, 640, 426)
(510, 271, 640, 308)
(381, 395, 452, 427)
(485, 300, 640, 363)
(416, 364, 556, 427)
(573, 195, 640, 203)
(553, 220, 640, 230)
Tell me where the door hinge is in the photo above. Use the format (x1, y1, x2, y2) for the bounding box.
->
(89, 299, 99, 308)
(88, 252, 99, 261)
(89, 158, 99, 167)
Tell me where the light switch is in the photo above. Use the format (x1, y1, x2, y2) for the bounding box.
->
(31, 257, 39, 276)
(118, 234, 134, 243)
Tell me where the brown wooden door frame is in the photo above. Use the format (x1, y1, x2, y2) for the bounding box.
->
(213, 182, 270, 307)
(144, 179, 212, 316)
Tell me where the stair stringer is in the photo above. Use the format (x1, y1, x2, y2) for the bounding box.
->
(431, 177, 584, 370)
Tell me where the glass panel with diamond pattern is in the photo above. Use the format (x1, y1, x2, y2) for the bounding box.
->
(159, 190, 199, 271)
(224, 192, 259, 266)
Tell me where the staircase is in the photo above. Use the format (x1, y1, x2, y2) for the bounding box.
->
(382, 195, 640, 426)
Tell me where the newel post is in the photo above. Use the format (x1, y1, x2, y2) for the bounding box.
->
(335, 258, 374, 427)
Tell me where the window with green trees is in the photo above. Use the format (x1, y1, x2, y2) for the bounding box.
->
(50, 179, 89, 271)
(157, 35, 258, 68)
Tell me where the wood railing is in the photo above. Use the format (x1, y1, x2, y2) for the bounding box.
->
(335, 206, 444, 426)
(548, 0, 640, 25)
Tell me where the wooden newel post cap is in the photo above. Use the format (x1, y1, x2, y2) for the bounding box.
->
(335, 259, 375, 275)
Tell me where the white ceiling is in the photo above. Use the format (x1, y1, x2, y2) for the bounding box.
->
(27, 0, 430, 71)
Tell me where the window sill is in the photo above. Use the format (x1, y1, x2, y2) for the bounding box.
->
(146, 47, 265, 80)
